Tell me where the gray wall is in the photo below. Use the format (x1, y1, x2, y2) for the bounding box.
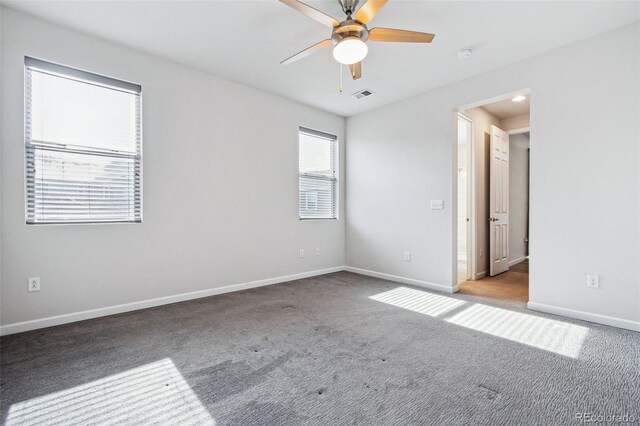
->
(346, 23, 640, 326)
(0, 9, 345, 326)
(0, 7, 3, 307)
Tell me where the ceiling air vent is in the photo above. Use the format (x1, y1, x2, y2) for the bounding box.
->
(352, 89, 374, 100)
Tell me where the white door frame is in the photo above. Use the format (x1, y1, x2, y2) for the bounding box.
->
(457, 113, 476, 281)
(452, 89, 531, 290)
(507, 127, 531, 136)
(507, 126, 531, 263)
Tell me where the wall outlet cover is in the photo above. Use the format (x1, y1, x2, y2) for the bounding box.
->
(28, 277, 41, 292)
(587, 274, 599, 288)
(430, 200, 444, 210)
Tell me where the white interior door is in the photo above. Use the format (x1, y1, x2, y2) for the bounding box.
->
(457, 114, 472, 283)
(489, 125, 509, 276)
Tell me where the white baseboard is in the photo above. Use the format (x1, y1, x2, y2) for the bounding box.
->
(0, 266, 346, 336)
(345, 266, 456, 294)
(509, 257, 528, 267)
(528, 301, 640, 332)
(475, 270, 488, 280)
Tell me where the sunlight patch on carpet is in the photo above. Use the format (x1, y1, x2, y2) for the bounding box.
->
(369, 286, 466, 317)
(445, 303, 588, 358)
(5, 358, 215, 426)
(370, 287, 588, 358)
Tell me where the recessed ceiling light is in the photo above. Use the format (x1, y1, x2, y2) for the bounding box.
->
(512, 95, 526, 102)
(456, 48, 473, 59)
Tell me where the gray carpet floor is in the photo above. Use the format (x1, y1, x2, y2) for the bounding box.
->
(1, 272, 639, 425)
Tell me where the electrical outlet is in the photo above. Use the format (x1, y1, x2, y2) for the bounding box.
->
(430, 200, 444, 210)
(587, 275, 599, 288)
(299, 249, 304, 258)
(28, 277, 40, 292)
(480, 249, 484, 258)
(315, 247, 320, 256)
(404, 252, 412, 262)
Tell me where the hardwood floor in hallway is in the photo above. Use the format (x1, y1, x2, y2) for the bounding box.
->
(458, 260, 529, 303)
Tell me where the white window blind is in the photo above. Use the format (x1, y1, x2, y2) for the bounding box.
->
(298, 127, 337, 219)
(25, 57, 142, 224)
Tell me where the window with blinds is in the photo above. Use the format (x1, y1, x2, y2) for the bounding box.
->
(25, 57, 142, 224)
(298, 127, 337, 220)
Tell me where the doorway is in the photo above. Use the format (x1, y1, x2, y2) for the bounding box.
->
(454, 92, 531, 303)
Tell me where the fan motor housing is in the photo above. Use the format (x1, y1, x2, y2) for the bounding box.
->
(332, 20, 369, 45)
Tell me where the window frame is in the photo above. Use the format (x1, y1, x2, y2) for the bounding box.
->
(298, 126, 339, 221)
(23, 57, 143, 226)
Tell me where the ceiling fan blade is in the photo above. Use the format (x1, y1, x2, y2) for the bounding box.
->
(349, 62, 362, 80)
(281, 39, 333, 65)
(354, 0, 388, 25)
(369, 27, 435, 43)
(279, 0, 340, 28)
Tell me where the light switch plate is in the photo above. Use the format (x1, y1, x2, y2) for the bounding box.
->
(430, 200, 444, 210)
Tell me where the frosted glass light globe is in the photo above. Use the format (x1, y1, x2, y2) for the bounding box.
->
(333, 37, 368, 65)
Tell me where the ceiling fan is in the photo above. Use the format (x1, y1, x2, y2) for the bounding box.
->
(279, 0, 435, 80)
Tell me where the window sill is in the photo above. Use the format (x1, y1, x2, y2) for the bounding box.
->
(26, 220, 142, 226)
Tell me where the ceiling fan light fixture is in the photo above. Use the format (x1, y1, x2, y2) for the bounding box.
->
(333, 36, 368, 65)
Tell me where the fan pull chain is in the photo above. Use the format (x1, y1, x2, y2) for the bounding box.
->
(339, 63, 344, 93)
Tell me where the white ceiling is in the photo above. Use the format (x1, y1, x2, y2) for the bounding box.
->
(3, 1, 638, 117)
(481, 96, 530, 120)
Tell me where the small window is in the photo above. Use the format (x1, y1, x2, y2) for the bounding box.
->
(24, 57, 142, 224)
(298, 127, 337, 219)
